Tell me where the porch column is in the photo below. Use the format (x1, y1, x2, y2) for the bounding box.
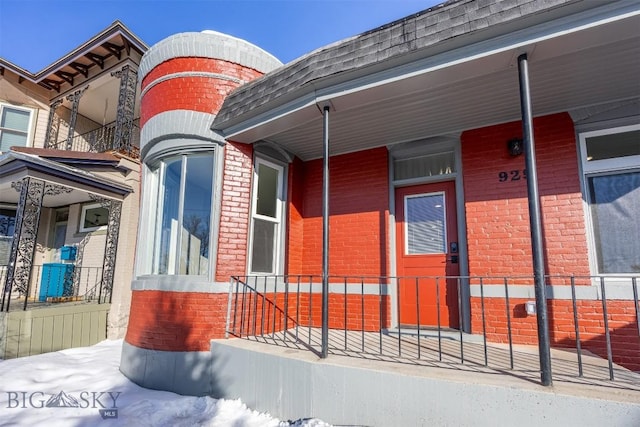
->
(517, 53, 552, 386)
(43, 99, 63, 148)
(321, 105, 330, 358)
(112, 65, 138, 155)
(2, 178, 44, 311)
(65, 86, 88, 150)
(88, 194, 122, 303)
(1, 181, 74, 312)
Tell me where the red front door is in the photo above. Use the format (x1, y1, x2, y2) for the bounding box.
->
(395, 181, 460, 328)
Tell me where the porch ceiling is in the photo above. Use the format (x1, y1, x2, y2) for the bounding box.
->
(0, 152, 131, 208)
(224, 11, 640, 161)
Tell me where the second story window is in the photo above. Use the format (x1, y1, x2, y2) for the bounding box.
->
(0, 104, 33, 152)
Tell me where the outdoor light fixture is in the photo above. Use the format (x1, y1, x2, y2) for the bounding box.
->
(508, 138, 524, 156)
(525, 301, 537, 315)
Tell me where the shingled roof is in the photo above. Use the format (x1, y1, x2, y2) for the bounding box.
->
(212, 0, 595, 131)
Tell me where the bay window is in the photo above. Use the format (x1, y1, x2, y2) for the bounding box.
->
(152, 153, 214, 276)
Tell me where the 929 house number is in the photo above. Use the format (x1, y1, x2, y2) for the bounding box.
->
(498, 169, 527, 182)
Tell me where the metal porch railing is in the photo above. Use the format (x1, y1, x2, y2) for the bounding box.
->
(47, 120, 140, 159)
(227, 274, 640, 388)
(1, 265, 108, 312)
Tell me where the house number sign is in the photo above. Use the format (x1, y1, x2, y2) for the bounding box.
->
(498, 169, 527, 182)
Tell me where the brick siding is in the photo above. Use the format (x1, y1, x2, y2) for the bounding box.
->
(461, 112, 591, 278)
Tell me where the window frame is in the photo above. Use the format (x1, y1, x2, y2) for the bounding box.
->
(150, 152, 216, 276)
(0, 205, 17, 237)
(248, 156, 286, 275)
(0, 103, 35, 152)
(404, 191, 448, 255)
(79, 203, 109, 233)
(579, 123, 640, 276)
(579, 123, 640, 174)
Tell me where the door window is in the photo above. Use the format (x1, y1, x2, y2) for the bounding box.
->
(404, 192, 446, 255)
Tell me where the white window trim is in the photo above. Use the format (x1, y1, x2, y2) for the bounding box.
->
(0, 103, 36, 151)
(579, 124, 640, 277)
(248, 157, 286, 275)
(148, 153, 217, 277)
(79, 203, 109, 233)
(579, 123, 640, 174)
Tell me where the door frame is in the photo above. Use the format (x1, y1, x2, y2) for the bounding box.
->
(387, 136, 470, 332)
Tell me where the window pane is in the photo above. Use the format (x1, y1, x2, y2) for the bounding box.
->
(394, 152, 455, 181)
(156, 158, 182, 274)
(180, 155, 213, 275)
(256, 163, 279, 218)
(251, 218, 276, 273)
(0, 131, 28, 151)
(585, 130, 640, 162)
(82, 206, 109, 229)
(0, 208, 16, 236)
(1, 108, 30, 131)
(53, 224, 67, 249)
(406, 194, 446, 254)
(589, 172, 640, 274)
(0, 208, 15, 265)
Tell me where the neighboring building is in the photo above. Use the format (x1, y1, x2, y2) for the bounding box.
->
(0, 21, 146, 358)
(120, 0, 640, 398)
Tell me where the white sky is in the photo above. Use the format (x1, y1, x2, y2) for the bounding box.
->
(0, 339, 330, 426)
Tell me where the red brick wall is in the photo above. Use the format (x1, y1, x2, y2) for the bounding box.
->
(140, 57, 263, 127)
(125, 290, 228, 351)
(131, 50, 265, 353)
(471, 296, 640, 371)
(286, 157, 305, 274)
(461, 113, 590, 278)
(291, 147, 389, 277)
(215, 142, 253, 282)
(228, 291, 391, 335)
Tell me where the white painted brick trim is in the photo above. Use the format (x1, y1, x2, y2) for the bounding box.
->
(140, 109, 226, 159)
(138, 32, 282, 82)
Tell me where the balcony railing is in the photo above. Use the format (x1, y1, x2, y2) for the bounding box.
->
(47, 119, 140, 159)
(227, 274, 640, 388)
(1, 264, 108, 312)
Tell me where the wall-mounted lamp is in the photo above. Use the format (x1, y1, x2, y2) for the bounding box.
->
(507, 138, 524, 157)
(525, 301, 537, 316)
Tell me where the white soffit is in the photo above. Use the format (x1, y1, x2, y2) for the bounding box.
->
(224, 2, 640, 160)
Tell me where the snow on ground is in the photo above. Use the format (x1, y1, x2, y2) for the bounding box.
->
(0, 340, 330, 427)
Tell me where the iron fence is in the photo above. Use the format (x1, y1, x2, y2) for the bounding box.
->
(1, 265, 107, 312)
(227, 274, 640, 387)
(47, 120, 140, 159)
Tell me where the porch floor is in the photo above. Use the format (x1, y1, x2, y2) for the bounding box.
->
(239, 327, 640, 391)
(1, 297, 101, 312)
